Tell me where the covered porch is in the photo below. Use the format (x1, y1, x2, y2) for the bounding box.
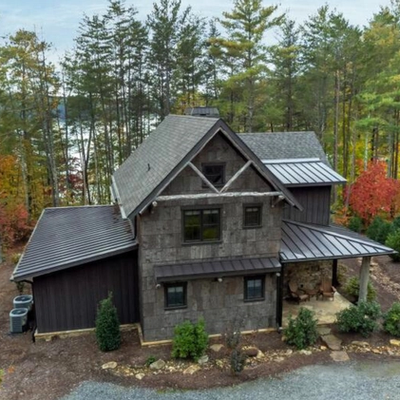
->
(276, 220, 396, 327)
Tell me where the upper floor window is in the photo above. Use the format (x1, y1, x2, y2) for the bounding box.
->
(202, 163, 225, 187)
(183, 208, 220, 242)
(243, 204, 262, 228)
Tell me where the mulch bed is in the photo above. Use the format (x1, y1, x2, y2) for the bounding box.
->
(1, 252, 400, 400)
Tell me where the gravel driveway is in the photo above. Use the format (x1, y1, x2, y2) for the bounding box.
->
(62, 361, 400, 400)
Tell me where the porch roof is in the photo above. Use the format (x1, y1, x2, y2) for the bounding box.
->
(281, 220, 396, 263)
(155, 257, 281, 282)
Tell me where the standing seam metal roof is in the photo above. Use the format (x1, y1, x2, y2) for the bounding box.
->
(12, 206, 137, 281)
(280, 220, 395, 262)
(263, 159, 346, 186)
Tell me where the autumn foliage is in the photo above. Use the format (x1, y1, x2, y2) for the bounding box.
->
(347, 161, 400, 224)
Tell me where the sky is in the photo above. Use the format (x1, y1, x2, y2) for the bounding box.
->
(0, 0, 394, 63)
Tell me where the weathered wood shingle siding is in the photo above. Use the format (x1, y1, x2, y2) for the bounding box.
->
(33, 251, 139, 333)
(283, 186, 331, 225)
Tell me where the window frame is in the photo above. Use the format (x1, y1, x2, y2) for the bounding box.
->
(201, 162, 226, 188)
(244, 275, 265, 302)
(182, 207, 221, 243)
(243, 204, 263, 228)
(164, 282, 187, 310)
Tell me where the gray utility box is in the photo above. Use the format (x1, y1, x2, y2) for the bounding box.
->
(10, 308, 28, 333)
(13, 295, 33, 311)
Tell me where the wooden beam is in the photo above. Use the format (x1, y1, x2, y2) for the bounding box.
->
(156, 191, 283, 202)
(188, 162, 219, 194)
(271, 195, 285, 208)
(220, 160, 252, 193)
(359, 256, 371, 303)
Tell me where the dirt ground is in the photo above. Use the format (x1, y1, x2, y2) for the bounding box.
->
(1, 252, 400, 400)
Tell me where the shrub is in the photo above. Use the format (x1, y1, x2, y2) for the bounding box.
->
(145, 355, 157, 367)
(383, 302, 400, 337)
(230, 348, 247, 374)
(95, 292, 121, 352)
(172, 318, 208, 361)
(385, 229, 400, 262)
(284, 308, 318, 350)
(344, 276, 376, 302)
(336, 301, 381, 337)
(366, 217, 392, 244)
(347, 216, 363, 233)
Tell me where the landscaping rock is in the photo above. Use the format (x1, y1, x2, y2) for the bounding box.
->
(256, 350, 264, 359)
(285, 349, 293, 356)
(244, 347, 259, 357)
(390, 339, 400, 347)
(274, 357, 285, 362)
(320, 346, 327, 351)
(149, 359, 166, 370)
(198, 355, 209, 365)
(330, 351, 350, 362)
(317, 327, 331, 336)
(299, 350, 312, 355)
(210, 344, 224, 352)
(135, 373, 145, 380)
(322, 334, 342, 351)
(183, 365, 200, 375)
(102, 361, 117, 370)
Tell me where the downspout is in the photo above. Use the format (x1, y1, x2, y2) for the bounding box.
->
(276, 264, 284, 330)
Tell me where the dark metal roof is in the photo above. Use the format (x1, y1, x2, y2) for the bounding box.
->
(281, 220, 396, 263)
(155, 257, 281, 282)
(112, 115, 302, 218)
(240, 132, 328, 164)
(12, 206, 137, 281)
(184, 107, 220, 117)
(263, 158, 346, 186)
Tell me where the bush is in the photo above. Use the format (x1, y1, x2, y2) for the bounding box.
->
(336, 301, 381, 337)
(366, 217, 392, 244)
(95, 292, 121, 352)
(230, 348, 247, 374)
(347, 216, 363, 233)
(172, 318, 208, 361)
(385, 229, 400, 262)
(344, 276, 377, 302)
(145, 355, 156, 367)
(383, 302, 400, 337)
(284, 308, 319, 350)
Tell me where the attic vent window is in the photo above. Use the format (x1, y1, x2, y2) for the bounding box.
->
(202, 163, 225, 187)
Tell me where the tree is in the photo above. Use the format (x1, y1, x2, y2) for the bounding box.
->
(348, 161, 400, 223)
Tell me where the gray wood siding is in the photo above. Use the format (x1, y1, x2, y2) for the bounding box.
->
(283, 186, 331, 225)
(33, 251, 139, 333)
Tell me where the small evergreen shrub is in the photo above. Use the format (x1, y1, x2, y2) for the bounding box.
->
(284, 308, 318, 350)
(383, 302, 400, 337)
(230, 348, 247, 374)
(366, 217, 392, 244)
(95, 292, 121, 352)
(348, 216, 363, 233)
(145, 355, 157, 367)
(172, 318, 208, 361)
(385, 229, 400, 261)
(336, 301, 381, 337)
(344, 276, 376, 302)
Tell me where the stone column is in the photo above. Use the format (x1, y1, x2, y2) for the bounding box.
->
(359, 256, 371, 303)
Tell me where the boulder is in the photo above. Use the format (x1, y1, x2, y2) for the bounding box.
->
(322, 334, 342, 351)
(210, 344, 224, 352)
(149, 359, 166, 370)
(244, 347, 259, 357)
(198, 355, 209, 365)
(183, 365, 200, 375)
(135, 373, 145, 380)
(102, 361, 117, 370)
(390, 339, 400, 347)
(330, 351, 350, 362)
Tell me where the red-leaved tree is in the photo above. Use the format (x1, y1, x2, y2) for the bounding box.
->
(347, 161, 400, 224)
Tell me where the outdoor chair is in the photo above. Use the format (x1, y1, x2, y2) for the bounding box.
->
(320, 278, 336, 300)
(288, 280, 309, 303)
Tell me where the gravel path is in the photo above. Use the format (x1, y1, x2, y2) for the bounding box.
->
(62, 361, 400, 400)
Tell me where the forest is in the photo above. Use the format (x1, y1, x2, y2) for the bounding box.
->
(1, 0, 400, 248)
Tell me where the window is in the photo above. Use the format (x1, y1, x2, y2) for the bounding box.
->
(243, 205, 262, 228)
(202, 163, 225, 187)
(165, 283, 187, 309)
(183, 208, 220, 242)
(244, 276, 265, 301)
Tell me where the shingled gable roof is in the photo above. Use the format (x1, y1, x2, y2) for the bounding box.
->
(240, 131, 328, 164)
(112, 115, 301, 219)
(11, 206, 137, 281)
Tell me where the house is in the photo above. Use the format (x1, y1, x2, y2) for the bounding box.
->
(12, 115, 395, 341)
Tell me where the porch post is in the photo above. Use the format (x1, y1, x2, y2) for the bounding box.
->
(276, 265, 284, 328)
(359, 256, 371, 303)
(332, 259, 339, 287)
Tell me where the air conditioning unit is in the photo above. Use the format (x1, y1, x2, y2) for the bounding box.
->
(10, 308, 28, 333)
(13, 295, 33, 311)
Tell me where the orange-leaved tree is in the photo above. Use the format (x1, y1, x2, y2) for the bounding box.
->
(347, 160, 400, 224)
